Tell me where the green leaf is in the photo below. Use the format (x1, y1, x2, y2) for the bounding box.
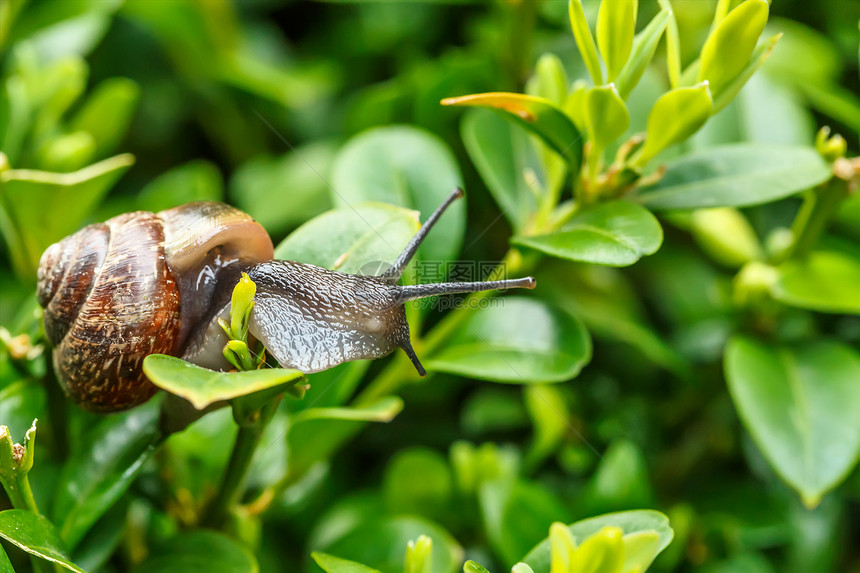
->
(312, 552, 381, 573)
(274, 204, 420, 274)
(663, 0, 681, 88)
(522, 510, 674, 573)
(230, 142, 336, 237)
(698, 0, 769, 98)
(142, 354, 304, 410)
(524, 384, 569, 470)
(0, 510, 86, 573)
(771, 251, 860, 315)
(0, 542, 11, 572)
(426, 297, 591, 384)
(615, 7, 670, 99)
(331, 126, 464, 266)
(68, 77, 139, 158)
(568, 0, 603, 85)
(633, 83, 712, 167)
(635, 145, 831, 211)
(580, 440, 653, 516)
(0, 153, 134, 279)
(583, 84, 629, 153)
(464, 561, 491, 573)
(513, 201, 662, 266)
(529, 53, 568, 107)
(313, 515, 462, 573)
(689, 207, 763, 268)
(36, 131, 96, 172)
(136, 160, 223, 212)
(461, 109, 540, 233)
(442, 93, 583, 177)
(597, 0, 637, 81)
(383, 448, 453, 520)
(53, 400, 161, 549)
(725, 337, 860, 507)
(712, 33, 781, 114)
(287, 397, 404, 479)
(132, 530, 258, 573)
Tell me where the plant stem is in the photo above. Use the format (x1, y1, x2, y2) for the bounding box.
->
(787, 177, 846, 260)
(203, 401, 276, 527)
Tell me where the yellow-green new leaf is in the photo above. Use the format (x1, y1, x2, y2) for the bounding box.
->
(564, 80, 589, 133)
(569, 0, 603, 85)
(529, 53, 569, 107)
(570, 526, 625, 573)
(712, 33, 781, 113)
(634, 83, 712, 167)
(698, 0, 769, 98)
(690, 208, 764, 268)
(615, 7, 671, 99)
(584, 84, 630, 153)
(663, 0, 681, 88)
(442, 92, 583, 176)
(597, 0, 638, 81)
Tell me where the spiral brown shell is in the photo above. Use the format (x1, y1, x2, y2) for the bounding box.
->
(37, 202, 273, 412)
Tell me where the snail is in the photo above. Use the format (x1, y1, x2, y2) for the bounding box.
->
(37, 188, 535, 412)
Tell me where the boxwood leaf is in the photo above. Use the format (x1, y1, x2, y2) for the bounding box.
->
(312, 552, 380, 573)
(0, 510, 86, 573)
(461, 109, 540, 233)
(132, 530, 258, 573)
(68, 77, 140, 158)
(584, 84, 630, 152)
(331, 126, 464, 266)
(522, 510, 674, 573)
(513, 201, 662, 266)
(568, 0, 603, 85)
(771, 251, 860, 315)
(725, 337, 860, 507)
(425, 297, 591, 384)
(442, 93, 583, 177)
(142, 355, 304, 410)
(635, 145, 831, 210)
(615, 6, 670, 99)
(0, 153, 134, 279)
(596, 0, 637, 81)
(698, 0, 769, 98)
(274, 204, 420, 275)
(53, 399, 161, 549)
(633, 83, 712, 167)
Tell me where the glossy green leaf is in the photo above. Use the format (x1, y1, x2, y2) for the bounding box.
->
(597, 0, 637, 81)
(36, 131, 96, 172)
(68, 77, 139, 157)
(636, 145, 831, 210)
(143, 354, 304, 410)
(313, 515, 462, 573)
(771, 251, 860, 315)
(583, 84, 629, 152)
(53, 400, 161, 549)
(698, 0, 769, 97)
(0, 542, 11, 573)
(132, 530, 258, 573)
(274, 204, 420, 274)
(568, 0, 603, 85)
(522, 510, 674, 573)
(287, 397, 404, 479)
(0, 510, 85, 572)
(230, 142, 336, 237)
(633, 83, 712, 167)
(461, 109, 540, 233)
(480, 479, 570, 566)
(135, 160, 222, 212)
(0, 153, 134, 279)
(615, 7, 670, 99)
(725, 337, 860, 507)
(312, 552, 381, 573)
(442, 93, 583, 176)
(463, 561, 491, 573)
(690, 207, 763, 268)
(513, 201, 662, 266)
(383, 448, 453, 519)
(712, 33, 781, 114)
(426, 297, 591, 384)
(331, 126, 464, 265)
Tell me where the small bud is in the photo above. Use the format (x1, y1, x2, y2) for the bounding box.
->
(733, 261, 779, 308)
(690, 208, 763, 269)
(512, 564, 535, 573)
(463, 561, 491, 573)
(815, 127, 847, 162)
(230, 273, 257, 341)
(404, 535, 433, 573)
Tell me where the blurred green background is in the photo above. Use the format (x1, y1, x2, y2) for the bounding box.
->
(1, 1, 859, 572)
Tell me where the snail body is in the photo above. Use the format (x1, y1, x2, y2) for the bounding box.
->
(37, 189, 535, 412)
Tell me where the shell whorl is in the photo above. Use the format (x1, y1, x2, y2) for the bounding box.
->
(37, 202, 273, 412)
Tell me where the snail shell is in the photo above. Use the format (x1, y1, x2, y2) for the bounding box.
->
(37, 202, 272, 412)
